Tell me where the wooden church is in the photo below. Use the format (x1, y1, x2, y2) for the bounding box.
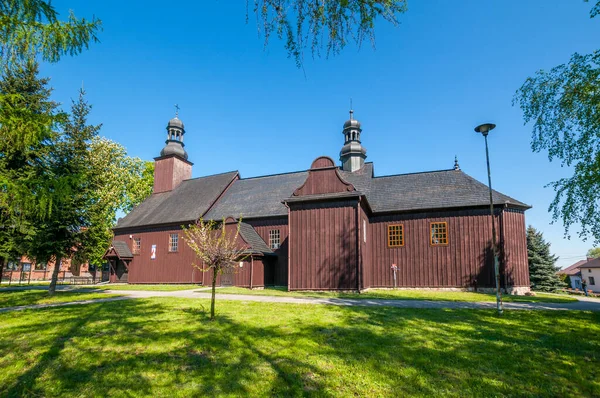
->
(107, 111, 531, 293)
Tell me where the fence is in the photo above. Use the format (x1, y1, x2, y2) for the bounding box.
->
(0, 270, 103, 286)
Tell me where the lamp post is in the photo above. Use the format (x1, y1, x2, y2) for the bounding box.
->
(475, 122, 503, 315)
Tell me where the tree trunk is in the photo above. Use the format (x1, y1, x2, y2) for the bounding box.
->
(210, 267, 218, 320)
(48, 255, 61, 295)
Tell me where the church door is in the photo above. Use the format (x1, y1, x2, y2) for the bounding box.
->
(220, 269, 234, 286)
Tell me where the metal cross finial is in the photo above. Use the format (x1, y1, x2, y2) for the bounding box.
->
(174, 104, 180, 118)
(349, 98, 354, 120)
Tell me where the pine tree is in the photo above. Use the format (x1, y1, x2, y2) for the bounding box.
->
(0, 61, 62, 277)
(527, 226, 565, 292)
(28, 88, 100, 294)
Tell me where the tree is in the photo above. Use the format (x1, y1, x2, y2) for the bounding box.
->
(183, 219, 248, 319)
(28, 89, 100, 294)
(514, 2, 600, 243)
(0, 0, 101, 69)
(78, 137, 153, 267)
(249, 0, 407, 67)
(527, 226, 565, 292)
(0, 61, 62, 277)
(586, 247, 600, 259)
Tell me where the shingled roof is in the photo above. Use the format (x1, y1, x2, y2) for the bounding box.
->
(558, 259, 588, 275)
(239, 223, 273, 254)
(365, 168, 529, 213)
(103, 240, 133, 260)
(115, 171, 238, 230)
(116, 161, 529, 230)
(205, 171, 308, 220)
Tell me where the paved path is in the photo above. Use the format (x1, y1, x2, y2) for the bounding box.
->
(1, 287, 599, 313)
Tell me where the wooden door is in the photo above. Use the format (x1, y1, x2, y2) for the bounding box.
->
(115, 261, 129, 283)
(220, 269, 233, 286)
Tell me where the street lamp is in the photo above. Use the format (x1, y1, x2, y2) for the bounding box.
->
(475, 122, 503, 315)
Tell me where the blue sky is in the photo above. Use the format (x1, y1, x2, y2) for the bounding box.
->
(45, 0, 600, 268)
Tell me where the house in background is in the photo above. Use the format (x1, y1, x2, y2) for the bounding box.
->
(558, 259, 586, 290)
(1, 255, 95, 283)
(110, 110, 532, 293)
(579, 258, 600, 293)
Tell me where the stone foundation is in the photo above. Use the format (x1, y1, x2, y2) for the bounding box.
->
(360, 286, 531, 296)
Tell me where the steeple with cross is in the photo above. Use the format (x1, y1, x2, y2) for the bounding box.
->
(340, 101, 367, 172)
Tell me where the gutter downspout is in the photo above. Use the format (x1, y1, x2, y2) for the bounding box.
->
(283, 201, 291, 292)
(357, 198, 363, 293)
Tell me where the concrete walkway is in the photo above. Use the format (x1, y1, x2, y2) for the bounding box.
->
(1, 287, 600, 313)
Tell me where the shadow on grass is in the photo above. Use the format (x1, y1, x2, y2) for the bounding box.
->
(0, 299, 599, 396)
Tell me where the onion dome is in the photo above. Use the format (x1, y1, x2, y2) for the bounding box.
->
(340, 108, 367, 172)
(159, 106, 188, 160)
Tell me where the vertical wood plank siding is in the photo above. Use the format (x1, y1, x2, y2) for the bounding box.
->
(114, 208, 528, 290)
(500, 209, 530, 287)
(246, 218, 289, 286)
(288, 200, 358, 290)
(114, 225, 202, 284)
(367, 208, 529, 289)
(114, 226, 267, 287)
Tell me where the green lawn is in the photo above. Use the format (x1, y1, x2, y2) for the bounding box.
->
(98, 284, 203, 291)
(0, 298, 598, 397)
(0, 289, 120, 309)
(216, 286, 578, 303)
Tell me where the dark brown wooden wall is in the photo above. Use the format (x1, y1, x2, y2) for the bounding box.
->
(246, 218, 289, 286)
(359, 201, 371, 290)
(293, 157, 354, 197)
(288, 200, 358, 290)
(367, 208, 529, 289)
(114, 226, 202, 284)
(500, 209, 529, 287)
(115, 224, 270, 287)
(153, 156, 192, 193)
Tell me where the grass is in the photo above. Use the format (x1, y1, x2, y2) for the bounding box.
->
(98, 284, 203, 291)
(0, 298, 598, 397)
(216, 286, 579, 303)
(0, 289, 120, 309)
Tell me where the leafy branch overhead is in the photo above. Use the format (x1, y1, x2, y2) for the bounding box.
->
(0, 0, 102, 68)
(249, 0, 407, 67)
(514, 1, 600, 242)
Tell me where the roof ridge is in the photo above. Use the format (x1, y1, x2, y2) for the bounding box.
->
(373, 168, 456, 179)
(181, 170, 239, 183)
(238, 169, 309, 181)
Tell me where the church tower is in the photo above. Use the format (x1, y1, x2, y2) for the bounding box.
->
(339, 109, 367, 172)
(153, 110, 193, 193)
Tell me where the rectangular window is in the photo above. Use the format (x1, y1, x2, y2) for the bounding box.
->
(590, 277, 596, 286)
(430, 222, 448, 246)
(34, 262, 46, 270)
(169, 234, 178, 252)
(388, 224, 404, 247)
(22, 262, 31, 272)
(269, 229, 281, 250)
(133, 237, 141, 254)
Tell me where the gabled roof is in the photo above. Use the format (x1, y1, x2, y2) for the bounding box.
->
(580, 258, 600, 269)
(239, 223, 273, 254)
(340, 163, 529, 213)
(558, 259, 587, 275)
(205, 171, 308, 220)
(364, 168, 529, 213)
(116, 159, 529, 231)
(104, 240, 133, 260)
(115, 171, 238, 230)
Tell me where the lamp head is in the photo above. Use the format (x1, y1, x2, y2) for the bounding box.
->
(475, 123, 496, 137)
